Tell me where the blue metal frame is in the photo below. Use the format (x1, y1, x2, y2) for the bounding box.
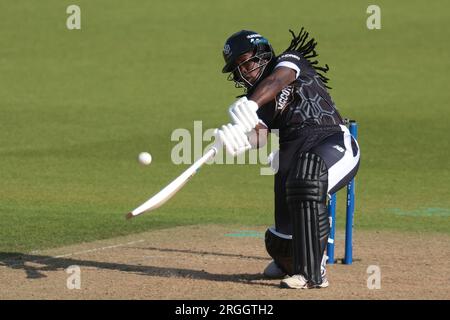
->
(327, 193, 337, 264)
(344, 121, 358, 264)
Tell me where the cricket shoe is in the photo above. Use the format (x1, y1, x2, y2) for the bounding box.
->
(263, 261, 287, 279)
(280, 273, 329, 289)
(308, 255, 330, 288)
(308, 273, 329, 288)
(309, 254, 330, 288)
(276, 254, 330, 288)
(280, 274, 309, 289)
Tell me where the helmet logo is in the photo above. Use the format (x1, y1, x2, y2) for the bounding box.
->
(223, 44, 231, 56)
(250, 38, 268, 45)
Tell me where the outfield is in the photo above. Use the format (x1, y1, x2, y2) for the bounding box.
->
(0, 0, 449, 263)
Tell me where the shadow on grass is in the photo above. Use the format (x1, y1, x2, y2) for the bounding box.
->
(0, 250, 276, 288)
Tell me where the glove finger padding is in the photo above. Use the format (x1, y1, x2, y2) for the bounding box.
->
(229, 109, 244, 129)
(233, 106, 252, 132)
(240, 103, 259, 127)
(216, 123, 251, 157)
(229, 124, 250, 150)
(219, 126, 237, 156)
(222, 125, 238, 151)
(228, 97, 260, 133)
(237, 105, 256, 131)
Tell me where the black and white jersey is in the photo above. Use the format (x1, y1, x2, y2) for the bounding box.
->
(252, 51, 343, 139)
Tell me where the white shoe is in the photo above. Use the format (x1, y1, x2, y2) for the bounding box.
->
(263, 261, 287, 279)
(308, 254, 330, 288)
(281, 273, 329, 289)
(317, 276, 329, 288)
(281, 254, 330, 289)
(280, 274, 309, 289)
(308, 274, 329, 288)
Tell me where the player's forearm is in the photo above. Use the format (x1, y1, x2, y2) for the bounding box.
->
(249, 67, 296, 107)
(249, 74, 285, 106)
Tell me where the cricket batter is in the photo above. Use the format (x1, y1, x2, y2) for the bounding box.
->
(214, 28, 360, 289)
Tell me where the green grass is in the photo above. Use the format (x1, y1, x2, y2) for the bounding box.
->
(1, 0, 449, 252)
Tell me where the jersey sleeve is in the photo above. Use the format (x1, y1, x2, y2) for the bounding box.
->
(274, 51, 303, 79)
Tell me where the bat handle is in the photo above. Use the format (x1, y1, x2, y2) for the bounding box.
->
(209, 140, 222, 157)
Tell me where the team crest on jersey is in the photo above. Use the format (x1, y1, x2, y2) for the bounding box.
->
(275, 85, 294, 113)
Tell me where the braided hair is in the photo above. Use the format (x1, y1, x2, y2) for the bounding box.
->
(285, 27, 331, 89)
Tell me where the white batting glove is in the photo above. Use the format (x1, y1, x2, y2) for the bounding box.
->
(214, 123, 252, 157)
(228, 97, 259, 133)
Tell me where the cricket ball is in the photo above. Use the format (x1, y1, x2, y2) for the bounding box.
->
(138, 152, 152, 165)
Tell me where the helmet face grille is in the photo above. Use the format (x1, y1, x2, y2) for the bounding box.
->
(226, 50, 273, 90)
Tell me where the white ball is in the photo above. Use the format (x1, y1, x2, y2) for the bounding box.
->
(138, 152, 152, 165)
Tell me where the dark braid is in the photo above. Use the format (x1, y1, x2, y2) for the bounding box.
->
(285, 27, 331, 89)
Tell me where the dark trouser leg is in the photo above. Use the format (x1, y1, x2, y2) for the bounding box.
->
(286, 152, 330, 285)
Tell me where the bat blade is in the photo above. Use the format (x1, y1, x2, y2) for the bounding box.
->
(126, 147, 217, 219)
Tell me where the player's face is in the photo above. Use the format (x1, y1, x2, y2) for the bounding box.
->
(234, 51, 261, 86)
